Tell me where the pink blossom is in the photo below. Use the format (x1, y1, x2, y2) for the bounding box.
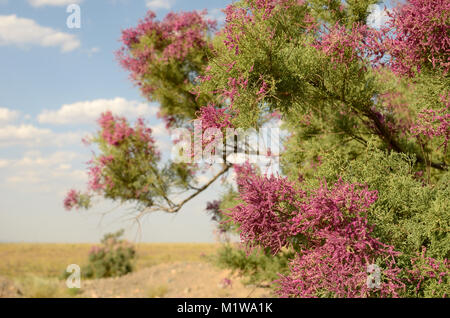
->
(408, 247, 449, 294)
(228, 163, 404, 297)
(88, 165, 105, 192)
(313, 22, 384, 69)
(383, 0, 450, 76)
(229, 163, 306, 254)
(411, 93, 450, 151)
(98, 111, 134, 146)
(99, 155, 114, 167)
(257, 78, 268, 96)
(64, 189, 80, 211)
(89, 114, 159, 193)
(117, 10, 216, 96)
(197, 104, 234, 131)
(276, 181, 404, 298)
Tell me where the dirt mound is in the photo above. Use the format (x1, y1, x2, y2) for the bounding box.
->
(80, 262, 274, 298)
(0, 276, 22, 298)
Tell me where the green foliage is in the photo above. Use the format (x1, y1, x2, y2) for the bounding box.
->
(83, 230, 136, 279)
(216, 189, 243, 234)
(299, 141, 449, 297)
(309, 0, 379, 26)
(408, 248, 449, 298)
(214, 244, 294, 285)
(69, 0, 449, 297)
(306, 141, 449, 260)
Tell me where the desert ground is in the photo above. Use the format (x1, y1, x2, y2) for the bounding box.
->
(0, 243, 273, 298)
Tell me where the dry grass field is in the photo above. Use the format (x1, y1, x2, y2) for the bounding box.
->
(0, 243, 220, 279)
(0, 243, 272, 298)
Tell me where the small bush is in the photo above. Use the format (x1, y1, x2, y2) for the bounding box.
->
(83, 230, 136, 279)
(214, 244, 294, 286)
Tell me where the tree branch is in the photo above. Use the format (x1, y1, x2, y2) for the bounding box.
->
(305, 78, 447, 171)
(142, 163, 232, 215)
(366, 108, 447, 171)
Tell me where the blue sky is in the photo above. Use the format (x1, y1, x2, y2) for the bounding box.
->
(0, 0, 391, 243)
(0, 0, 232, 243)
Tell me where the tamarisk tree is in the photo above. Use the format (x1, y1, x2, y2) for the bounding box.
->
(66, 0, 449, 297)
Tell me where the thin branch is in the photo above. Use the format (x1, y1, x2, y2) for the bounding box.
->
(141, 163, 232, 216)
(169, 164, 232, 213)
(305, 78, 447, 171)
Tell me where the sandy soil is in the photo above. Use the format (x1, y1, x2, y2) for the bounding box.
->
(0, 276, 22, 298)
(1, 262, 273, 298)
(80, 261, 273, 298)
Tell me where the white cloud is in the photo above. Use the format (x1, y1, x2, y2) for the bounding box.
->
(0, 15, 80, 52)
(28, 0, 83, 7)
(6, 170, 44, 185)
(14, 150, 80, 168)
(38, 97, 159, 125)
(150, 122, 168, 137)
(367, 4, 390, 29)
(0, 124, 85, 147)
(150, 122, 171, 152)
(0, 107, 19, 123)
(0, 125, 52, 143)
(146, 0, 174, 10)
(3, 151, 87, 191)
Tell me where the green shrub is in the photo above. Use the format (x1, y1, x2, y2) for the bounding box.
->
(214, 244, 294, 286)
(83, 230, 136, 279)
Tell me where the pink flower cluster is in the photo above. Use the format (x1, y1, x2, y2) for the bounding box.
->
(277, 182, 404, 298)
(119, 10, 215, 63)
(230, 163, 306, 254)
(89, 112, 159, 192)
(313, 1, 449, 76)
(409, 247, 449, 295)
(223, 76, 250, 105)
(197, 104, 234, 131)
(135, 118, 158, 148)
(89, 245, 104, 256)
(411, 93, 450, 151)
(117, 10, 216, 93)
(313, 22, 384, 69)
(157, 112, 177, 130)
(251, 0, 303, 20)
(87, 160, 115, 192)
(257, 76, 268, 97)
(98, 111, 157, 151)
(222, 1, 304, 55)
(229, 163, 405, 297)
(98, 111, 134, 146)
(222, 5, 254, 55)
(383, 0, 450, 76)
(63, 189, 81, 211)
(278, 244, 403, 298)
(251, 0, 278, 20)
